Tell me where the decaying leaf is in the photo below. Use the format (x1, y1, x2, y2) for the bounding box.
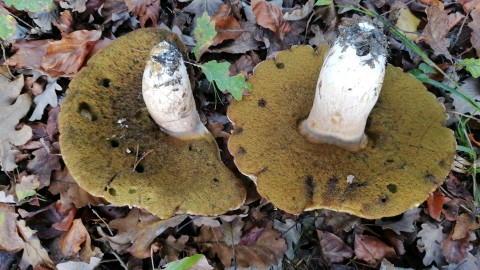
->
(252, 0, 283, 32)
(29, 80, 62, 121)
(194, 12, 217, 59)
(183, 0, 224, 19)
(98, 209, 187, 259)
(274, 219, 301, 260)
(452, 213, 480, 240)
(60, 218, 88, 257)
(59, 0, 87, 13)
(0, 75, 32, 172)
(125, 0, 160, 27)
(445, 173, 473, 201)
(426, 188, 445, 221)
(316, 209, 360, 233)
(212, 4, 242, 46)
(393, 3, 420, 41)
(354, 234, 396, 266)
(161, 235, 190, 262)
(317, 230, 353, 264)
(417, 222, 447, 266)
(469, 8, 480, 56)
(27, 139, 61, 188)
(441, 233, 471, 264)
(5, 39, 51, 71)
(375, 208, 421, 234)
(195, 220, 287, 269)
(419, 5, 464, 60)
(15, 174, 40, 201)
(283, 0, 315, 21)
(0, 204, 24, 252)
(17, 219, 56, 270)
(41, 30, 102, 77)
(56, 257, 102, 270)
(452, 78, 480, 116)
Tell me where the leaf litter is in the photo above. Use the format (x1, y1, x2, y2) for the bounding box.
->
(0, 0, 479, 269)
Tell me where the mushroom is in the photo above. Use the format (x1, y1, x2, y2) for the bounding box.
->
(59, 29, 246, 218)
(227, 17, 456, 219)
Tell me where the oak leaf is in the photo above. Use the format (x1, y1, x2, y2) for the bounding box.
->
(183, 0, 224, 19)
(419, 5, 464, 60)
(5, 39, 51, 71)
(17, 219, 56, 270)
(212, 4, 242, 46)
(29, 80, 62, 121)
(317, 230, 353, 264)
(40, 30, 102, 78)
(441, 233, 471, 264)
(98, 208, 187, 259)
(274, 219, 301, 260)
(252, 0, 283, 32)
(0, 204, 24, 252)
(375, 208, 420, 234)
(354, 234, 396, 266)
(0, 75, 32, 172)
(27, 139, 61, 188)
(60, 218, 88, 257)
(417, 222, 447, 266)
(125, 0, 160, 27)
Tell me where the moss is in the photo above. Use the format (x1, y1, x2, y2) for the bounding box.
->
(227, 45, 456, 219)
(59, 29, 245, 218)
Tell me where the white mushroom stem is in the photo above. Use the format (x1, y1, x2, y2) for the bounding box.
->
(143, 41, 209, 139)
(299, 19, 388, 151)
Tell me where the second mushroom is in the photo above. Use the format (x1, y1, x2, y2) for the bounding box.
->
(227, 17, 456, 219)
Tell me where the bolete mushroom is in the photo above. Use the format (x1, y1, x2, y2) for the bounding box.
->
(59, 29, 246, 218)
(227, 17, 456, 219)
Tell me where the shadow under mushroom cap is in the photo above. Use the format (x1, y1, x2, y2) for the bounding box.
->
(59, 29, 246, 219)
(227, 45, 456, 219)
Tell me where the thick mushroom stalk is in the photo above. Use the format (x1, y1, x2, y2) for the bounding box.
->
(299, 19, 388, 151)
(143, 41, 209, 139)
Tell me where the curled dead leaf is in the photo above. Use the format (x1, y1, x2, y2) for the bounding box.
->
(252, 0, 283, 32)
(317, 230, 353, 264)
(354, 234, 396, 266)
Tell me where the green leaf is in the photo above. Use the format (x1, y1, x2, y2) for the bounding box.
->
(0, 7, 16, 41)
(200, 60, 252, 100)
(3, 0, 53, 13)
(315, 0, 332, 6)
(193, 11, 217, 60)
(164, 254, 206, 270)
(459, 58, 480, 78)
(418, 63, 436, 74)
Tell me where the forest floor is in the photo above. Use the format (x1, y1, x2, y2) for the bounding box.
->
(0, 0, 480, 269)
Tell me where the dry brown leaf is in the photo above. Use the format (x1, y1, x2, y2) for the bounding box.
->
(27, 140, 61, 188)
(317, 230, 353, 264)
(469, 8, 480, 57)
(316, 209, 360, 233)
(426, 188, 445, 221)
(252, 0, 283, 32)
(49, 167, 107, 209)
(212, 4, 242, 46)
(0, 204, 24, 252)
(6, 40, 51, 71)
(383, 230, 406, 256)
(452, 213, 480, 240)
(456, 0, 480, 12)
(441, 233, 471, 264)
(195, 220, 287, 269)
(354, 234, 396, 266)
(125, 0, 160, 27)
(445, 173, 473, 201)
(60, 218, 88, 257)
(419, 5, 465, 60)
(99, 208, 187, 259)
(375, 208, 421, 234)
(283, 0, 314, 21)
(0, 75, 32, 172)
(183, 0, 224, 19)
(17, 220, 56, 270)
(15, 174, 40, 201)
(41, 30, 102, 78)
(52, 10, 74, 37)
(162, 235, 190, 262)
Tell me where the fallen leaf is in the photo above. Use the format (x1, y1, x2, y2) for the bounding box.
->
(46, 106, 60, 141)
(41, 30, 102, 78)
(194, 12, 217, 59)
(452, 213, 479, 240)
(456, 0, 480, 13)
(210, 22, 260, 54)
(125, 0, 160, 27)
(6, 39, 51, 71)
(452, 78, 480, 116)
(3, 0, 53, 13)
(0, 75, 32, 172)
(0, 6, 17, 41)
(375, 208, 421, 234)
(195, 220, 287, 269)
(201, 60, 252, 100)
(316, 209, 360, 233)
(426, 188, 445, 221)
(442, 233, 470, 264)
(17, 219, 56, 270)
(469, 8, 480, 56)
(283, 0, 315, 21)
(274, 219, 301, 260)
(15, 174, 40, 201)
(27, 139, 61, 188)
(163, 254, 213, 270)
(393, 3, 420, 41)
(59, 0, 87, 12)
(192, 216, 221, 228)
(0, 191, 16, 203)
(354, 234, 396, 266)
(56, 257, 102, 270)
(383, 230, 406, 256)
(29, 79, 62, 121)
(252, 0, 283, 32)
(183, 0, 224, 19)
(52, 10, 74, 36)
(49, 167, 107, 209)
(162, 235, 190, 262)
(0, 204, 24, 252)
(445, 173, 474, 201)
(417, 222, 447, 266)
(442, 198, 460, 221)
(459, 58, 480, 78)
(98, 208, 187, 259)
(60, 218, 88, 257)
(212, 4, 242, 46)
(317, 230, 353, 264)
(419, 5, 465, 60)
(23, 201, 77, 239)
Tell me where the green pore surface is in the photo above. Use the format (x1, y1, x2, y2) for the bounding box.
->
(227, 45, 456, 219)
(59, 29, 245, 218)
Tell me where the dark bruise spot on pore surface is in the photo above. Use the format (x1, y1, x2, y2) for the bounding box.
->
(425, 173, 440, 184)
(237, 146, 246, 155)
(234, 127, 243, 135)
(151, 43, 182, 76)
(306, 175, 315, 203)
(342, 182, 368, 201)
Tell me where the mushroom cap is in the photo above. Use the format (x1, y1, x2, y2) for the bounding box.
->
(227, 45, 456, 219)
(59, 29, 246, 218)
